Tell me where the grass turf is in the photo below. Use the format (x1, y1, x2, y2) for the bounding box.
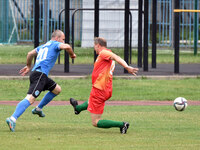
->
(0, 78, 200, 101)
(0, 45, 200, 64)
(1, 105, 200, 150)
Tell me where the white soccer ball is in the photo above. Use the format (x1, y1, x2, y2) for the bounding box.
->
(173, 97, 188, 111)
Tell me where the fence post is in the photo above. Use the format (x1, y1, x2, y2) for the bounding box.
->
(64, 0, 70, 73)
(143, 0, 149, 71)
(94, 0, 99, 62)
(2, 0, 9, 43)
(194, 0, 198, 55)
(174, 0, 180, 73)
(124, 0, 130, 73)
(34, 0, 39, 48)
(44, 0, 49, 42)
(137, 0, 143, 68)
(152, 0, 157, 68)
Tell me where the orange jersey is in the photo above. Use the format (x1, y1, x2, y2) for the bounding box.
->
(92, 49, 115, 91)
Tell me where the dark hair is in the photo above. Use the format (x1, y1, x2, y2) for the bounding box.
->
(51, 30, 64, 38)
(94, 37, 107, 47)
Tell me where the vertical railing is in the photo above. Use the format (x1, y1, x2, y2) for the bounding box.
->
(1, 0, 199, 48)
(148, 0, 199, 48)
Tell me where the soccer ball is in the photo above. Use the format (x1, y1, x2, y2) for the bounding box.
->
(173, 97, 188, 111)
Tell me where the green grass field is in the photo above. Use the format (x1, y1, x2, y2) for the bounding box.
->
(0, 45, 199, 64)
(0, 78, 200, 101)
(1, 105, 200, 150)
(0, 45, 200, 149)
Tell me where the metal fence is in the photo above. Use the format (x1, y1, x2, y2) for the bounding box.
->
(148, 0, 172, 47)
(148, 0, 200, 48)
(0, 0, 18, 43)
(0, 0, 199, 48)
(0, 0, 82, 44)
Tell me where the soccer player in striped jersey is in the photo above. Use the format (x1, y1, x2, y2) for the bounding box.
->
(70, 37, 138, 134)
(6, 30, 76, 132)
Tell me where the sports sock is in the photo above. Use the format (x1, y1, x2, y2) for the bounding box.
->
(10, 116, 16, 123)
(38, 91, 57, 109)
(76, 100, 88, 112)
(97, 119, 124, 128)
(12, 99, 30, 120)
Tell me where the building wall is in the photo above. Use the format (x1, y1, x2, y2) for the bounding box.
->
(81, 0, 138, 47)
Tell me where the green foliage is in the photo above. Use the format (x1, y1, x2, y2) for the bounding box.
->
(74, 40, 81, 47)
(1, 105, 200, 150)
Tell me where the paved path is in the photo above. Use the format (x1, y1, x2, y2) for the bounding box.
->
(0, 64, 199, 78)
(0, 100, 199, 106)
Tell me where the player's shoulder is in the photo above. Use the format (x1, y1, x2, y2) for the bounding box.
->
(50, 40, 61, 45)
(107, 48, 112, 52)
(100, 49, 113, 55)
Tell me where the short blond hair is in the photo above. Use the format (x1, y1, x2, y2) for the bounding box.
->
(51, 30, 64, 38)
(94, 37, 107, 47)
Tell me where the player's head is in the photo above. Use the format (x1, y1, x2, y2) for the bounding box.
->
(94, 37, 107, 47)
(51, 30, 65, 43)
(94, 37, 107, 54)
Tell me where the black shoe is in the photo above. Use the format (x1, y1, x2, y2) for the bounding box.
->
(70, 98, 80, 115)
(120, 122, 129, 134)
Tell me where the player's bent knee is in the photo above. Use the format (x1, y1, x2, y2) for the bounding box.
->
(56, 88, 61, 95)
(52, 85, 61, 95)
(91, 119, 99, 127)
(91, 114, 101, 127)
(25, 95, 36, 104)
(57, 85, 61, 93)
(92, 122, 97, 127)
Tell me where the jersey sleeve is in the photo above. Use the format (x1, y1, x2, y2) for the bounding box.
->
(55, 42, 61, 51)
(99, 50, 113, 60)
(36, 45, 43, 53)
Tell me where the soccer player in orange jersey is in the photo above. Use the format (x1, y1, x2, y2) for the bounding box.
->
(70, 37, 138, 134)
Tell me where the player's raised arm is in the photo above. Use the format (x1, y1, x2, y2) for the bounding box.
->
(110, 53, 139, 76)
(59, 43, 76, 59)
(19, 49, 37, 76)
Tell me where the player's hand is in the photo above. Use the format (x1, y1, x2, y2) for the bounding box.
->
(126, 66, 139, 76)
(19, 66, 31, 76)
(70, 53, 76, 59)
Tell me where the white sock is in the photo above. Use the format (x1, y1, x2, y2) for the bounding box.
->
(36, 106, 42, 111)
(10, 116, 16, 123)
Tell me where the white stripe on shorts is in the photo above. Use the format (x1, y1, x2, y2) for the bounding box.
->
(31, 73, 44, 96)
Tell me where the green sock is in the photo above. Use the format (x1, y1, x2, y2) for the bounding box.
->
(76, 100, 88, 113)
(97, 120, 124, 128)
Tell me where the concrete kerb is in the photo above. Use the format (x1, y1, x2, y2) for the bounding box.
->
(114, 75, 199, 80)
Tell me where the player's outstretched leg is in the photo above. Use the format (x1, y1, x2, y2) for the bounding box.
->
(6, 99, 30, 132)
(70, 98, 88, 115)
(32, 107, 45, 117)
(32, 91, 57, 117)
(97, 120, 130, 134)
